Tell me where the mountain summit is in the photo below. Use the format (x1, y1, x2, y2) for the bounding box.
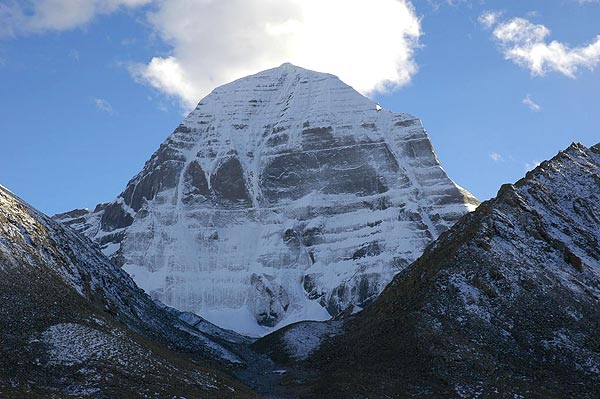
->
(56, 64, 478, 335)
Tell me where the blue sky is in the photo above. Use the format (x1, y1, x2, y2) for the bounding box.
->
(0, 0, 598, 215)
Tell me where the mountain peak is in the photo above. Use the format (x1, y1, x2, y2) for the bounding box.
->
(271, 62, 331, 79)
(195, 63, 378, 119)
(277, 61, 301, 72)
(200, 62, 368, 109)
(56, 66, 478, 336)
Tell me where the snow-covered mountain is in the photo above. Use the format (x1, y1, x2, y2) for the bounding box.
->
(0, 184, 258, 397)
(56, 63, 478, 336)
(262, 142, 600, 398)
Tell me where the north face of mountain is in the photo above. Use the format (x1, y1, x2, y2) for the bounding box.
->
(261, 143, 600, 398)
(0, 184, 256, 398)
(55, 63, 478, 335)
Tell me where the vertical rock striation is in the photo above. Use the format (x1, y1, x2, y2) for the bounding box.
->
(56, 63, 478, 335)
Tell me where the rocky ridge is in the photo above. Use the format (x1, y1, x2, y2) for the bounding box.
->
(256, 142, 600, 398)
(0, 184, 257, 398)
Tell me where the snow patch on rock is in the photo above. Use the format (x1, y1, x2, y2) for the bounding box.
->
(281, 320, 343, 360)
(42, 323, 140, 367)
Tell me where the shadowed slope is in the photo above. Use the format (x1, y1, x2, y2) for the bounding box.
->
(257, 143, 600, 398)
(0, 184, 257, 398)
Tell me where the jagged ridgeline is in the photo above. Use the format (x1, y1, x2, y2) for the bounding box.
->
(269, 143, 600, 398)
(55, 63, 478, 335)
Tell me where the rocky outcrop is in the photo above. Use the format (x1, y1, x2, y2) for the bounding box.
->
(297, 143, 600, 398)
(55, 63, 478, 335)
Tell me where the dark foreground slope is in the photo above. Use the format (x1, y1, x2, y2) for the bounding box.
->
(0, 185, 257, 398)
(259, 143, 600, 398)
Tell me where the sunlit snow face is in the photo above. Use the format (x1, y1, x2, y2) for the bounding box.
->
(133, 0, 422, 109)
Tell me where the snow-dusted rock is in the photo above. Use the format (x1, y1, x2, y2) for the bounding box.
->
(299, 143, 600, 398)
(56, 63, 478, 336)
(0, 184, 255, 397)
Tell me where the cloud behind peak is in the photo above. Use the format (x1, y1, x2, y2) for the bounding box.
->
(131, 0, 422, 109)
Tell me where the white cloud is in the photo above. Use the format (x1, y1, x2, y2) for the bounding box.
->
(129, 56, 198, 105)
(93, 98, 113, 114)
(481, 14, 600, 77)
(489, 152, 503, 162)
(478, 10, 503, 29)
(131, 0, 422, 109)
(0, 1, 421, 110)
(522, 95, 542, 111)
(0, 0, 150, 37)
(426, 0, 469, 11)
